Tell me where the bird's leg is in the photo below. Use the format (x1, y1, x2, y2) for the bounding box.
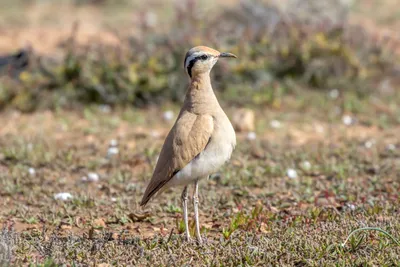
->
(181, 186, 190, 241)
(193, 180, 202, 243)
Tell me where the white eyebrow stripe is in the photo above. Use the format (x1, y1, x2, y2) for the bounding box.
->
(184, 52, 203, 70)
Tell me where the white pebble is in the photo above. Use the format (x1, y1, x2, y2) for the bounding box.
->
(28, 167, 36, 176)
(150, 130, 160, 138)
(99, 104, 111, 113)
(145, 11, 158, 27)
(111, 197, 117, 202)
(87, 172, 100, 182)
(287, 168, 298, 179)
(387, 144, 396, 151)
(163, 110, 174, 121)
(346, 203, 356, 211)
(109, 139, 118, 147)
(314, 124, 324, 133)
(246, 132, 257, 140)
(107, 147, 119, 157)
(270, 120, 282, 129)
(364, 140, 375, 149)
(27, 143, 33, 151)
(54, 192, 73, 201)
(329, 89, 339, 99)
(342, 115, 353, 126)
(301, 161, 311, 171)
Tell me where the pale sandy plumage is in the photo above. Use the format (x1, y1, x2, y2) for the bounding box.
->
(140, 46, 237, 243)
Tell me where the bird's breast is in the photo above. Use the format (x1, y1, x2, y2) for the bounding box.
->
(165, 112, 236, 188)
(212, 111, 236, 149)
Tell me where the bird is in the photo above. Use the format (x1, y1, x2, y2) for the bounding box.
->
(140, 46, 237, 243)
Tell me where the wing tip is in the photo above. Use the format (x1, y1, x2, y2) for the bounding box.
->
(140, 186, 155, 207)
(139, 197, 149, 207)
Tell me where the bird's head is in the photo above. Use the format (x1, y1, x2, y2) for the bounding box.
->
(184, 46, 237, 78)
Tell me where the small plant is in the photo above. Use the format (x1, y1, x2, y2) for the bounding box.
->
(341, 227, 400, 249)
(119, 216, 130, 225)
(29, 258, 58, 267)
(222, 211, 252, 239)
(164, 204, 182, 214)
(176, 218, 185, 234)
(24, 217, 38, 224)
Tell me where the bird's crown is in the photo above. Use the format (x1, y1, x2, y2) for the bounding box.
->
(184, 46, 236, 78)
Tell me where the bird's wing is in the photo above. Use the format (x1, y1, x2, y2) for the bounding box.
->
(140, 111, 214, 206)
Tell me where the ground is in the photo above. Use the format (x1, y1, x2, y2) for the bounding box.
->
(0, 90, 399, 265)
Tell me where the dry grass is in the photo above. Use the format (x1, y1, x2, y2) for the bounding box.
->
(0, 91, 399, 265)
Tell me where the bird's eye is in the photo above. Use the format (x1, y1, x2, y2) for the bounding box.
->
(200, 55, 208, 60)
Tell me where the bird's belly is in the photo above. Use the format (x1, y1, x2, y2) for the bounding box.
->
(166, 140, 234, 188)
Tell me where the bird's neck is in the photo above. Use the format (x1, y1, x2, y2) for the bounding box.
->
(184, 72, 220, 112)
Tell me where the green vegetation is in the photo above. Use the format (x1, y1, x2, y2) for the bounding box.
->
(1, 0, 399, 111)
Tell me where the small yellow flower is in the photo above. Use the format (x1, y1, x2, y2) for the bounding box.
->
(314, 33, 327, 46)
(19, 71, 30, 82)
(280, 46, 289, 57)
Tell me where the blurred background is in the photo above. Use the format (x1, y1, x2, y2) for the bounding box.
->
(0, 0, 399, 112)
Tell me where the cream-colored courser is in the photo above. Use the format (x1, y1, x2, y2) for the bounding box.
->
(140, 46, 237, 243)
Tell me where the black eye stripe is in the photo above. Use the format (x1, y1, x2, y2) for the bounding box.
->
(185, 54, 211, 77)
(199, 55, 208, 60)
(187, 59, 196, 78)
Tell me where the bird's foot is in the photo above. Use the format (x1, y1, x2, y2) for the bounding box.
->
(196, 235, 203, 245)
(182, 235, 203, 245)
(182, 234, 192, 243)
(181, 233, 203, 244)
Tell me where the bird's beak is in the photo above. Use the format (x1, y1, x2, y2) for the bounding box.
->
(219, 52, 237, 58)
